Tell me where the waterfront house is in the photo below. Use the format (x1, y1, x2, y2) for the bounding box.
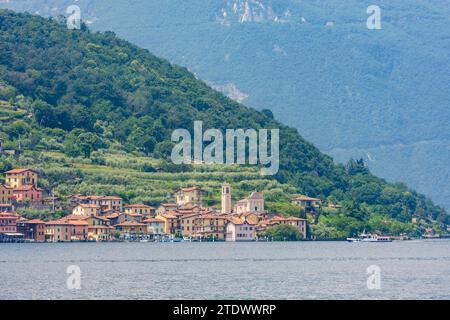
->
(45, 220, 89, 242)
(143, 218, 166, 238)
(180, 213, 201, 237)
(114, 221, 147, 239)
(226, 217, 256, 242)
(4, 168, 38, 188)
(65, 214, 112, 241)
(45, 220, 72, 242)
(156, 212, 181, 235)
(16, 219, 46, 242)
(0, 212, 18, 233)
(193, 214, 229, 241)
(0, 213, 22, 242)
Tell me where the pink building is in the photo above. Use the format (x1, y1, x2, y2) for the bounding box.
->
(226, 217, 256, 242)
(13, 185, 43, 204)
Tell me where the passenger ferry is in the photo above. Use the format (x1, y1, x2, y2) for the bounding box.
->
(347, 231, 392, 242)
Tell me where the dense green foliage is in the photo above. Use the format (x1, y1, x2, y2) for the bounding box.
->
(263, 224, 304, 241)
(0, 10, 447, 237)
(4, 0, 447, 209)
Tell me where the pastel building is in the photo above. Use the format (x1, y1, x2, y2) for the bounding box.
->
(226, 218, 256, 242)
(0, 184, 13, 204)
(143, 218, 166, 237)
(4, 168, 38, 188)
(175, 187, 204, 207)
(13, 185, 43, 204)
(234, 192, 264, 214)
(291, 196, 321, 213)
(124, 204, 156, 216)
(17, 219, 46, 242)
(72, 204, 101, 216)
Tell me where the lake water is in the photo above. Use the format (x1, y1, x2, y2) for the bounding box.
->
(0, 240, 449, 300)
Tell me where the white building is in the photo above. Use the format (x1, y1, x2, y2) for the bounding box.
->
(226, 217, 256, 242)
(234, 191, 264, 214)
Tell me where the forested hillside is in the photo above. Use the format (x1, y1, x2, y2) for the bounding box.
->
(0, 10, 447, 236)
(3, 0, 447, 209)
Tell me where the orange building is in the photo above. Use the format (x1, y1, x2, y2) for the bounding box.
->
(0, 184, 13, 204)
(45, 220, 89, 242)
(17, 219, 46, 242)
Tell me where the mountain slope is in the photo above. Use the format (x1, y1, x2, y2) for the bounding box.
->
(3, 0, 448, 209)
(0, 10, 447, 234)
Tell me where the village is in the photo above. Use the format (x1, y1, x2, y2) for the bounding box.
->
(0, 168, 323, 243)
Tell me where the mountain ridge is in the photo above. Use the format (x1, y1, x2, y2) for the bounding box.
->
(0, 9, 447, 236)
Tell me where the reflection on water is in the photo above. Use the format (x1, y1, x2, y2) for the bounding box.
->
(1, 240, 449, 300)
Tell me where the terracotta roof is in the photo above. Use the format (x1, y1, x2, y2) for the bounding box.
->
(161, 203, 178, 207)
(125, 204, 154, 209)
(46, 220, 72, 226)
(13, 185, 42, 191)
(114, 221, 147, 227)
(228, 217, 256, 225)
(272, 216, 305, 222)
(69, 220, 89, 226)
(198, 214, 229, 219)
(88, 225, 113, 230)
(122, 212, 143, 217)
(104, 213, 120, 219)
(292, 196, 321, 201)
(77, 204, 101, 208)
(24, 219, 45, 224)
(5, 168, 38, 174)
(143, 218, 164, 223)
(178, 187, 203, 192)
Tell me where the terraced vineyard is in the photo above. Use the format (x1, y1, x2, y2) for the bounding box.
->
(5, 149, 299, 211)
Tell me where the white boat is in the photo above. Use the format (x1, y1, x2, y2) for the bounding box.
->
(347, 231, 392, 242)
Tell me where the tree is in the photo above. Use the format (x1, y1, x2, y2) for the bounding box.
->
(264, 224, 303, 241)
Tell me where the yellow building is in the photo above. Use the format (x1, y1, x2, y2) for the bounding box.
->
(0, 184, 13, 204)
(4, 168, 38, 188)
(72, 204, 101, 216)
(124, 204, 156, 216)
(156, 212, 181, 235)
(194, 214, 228, 241)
